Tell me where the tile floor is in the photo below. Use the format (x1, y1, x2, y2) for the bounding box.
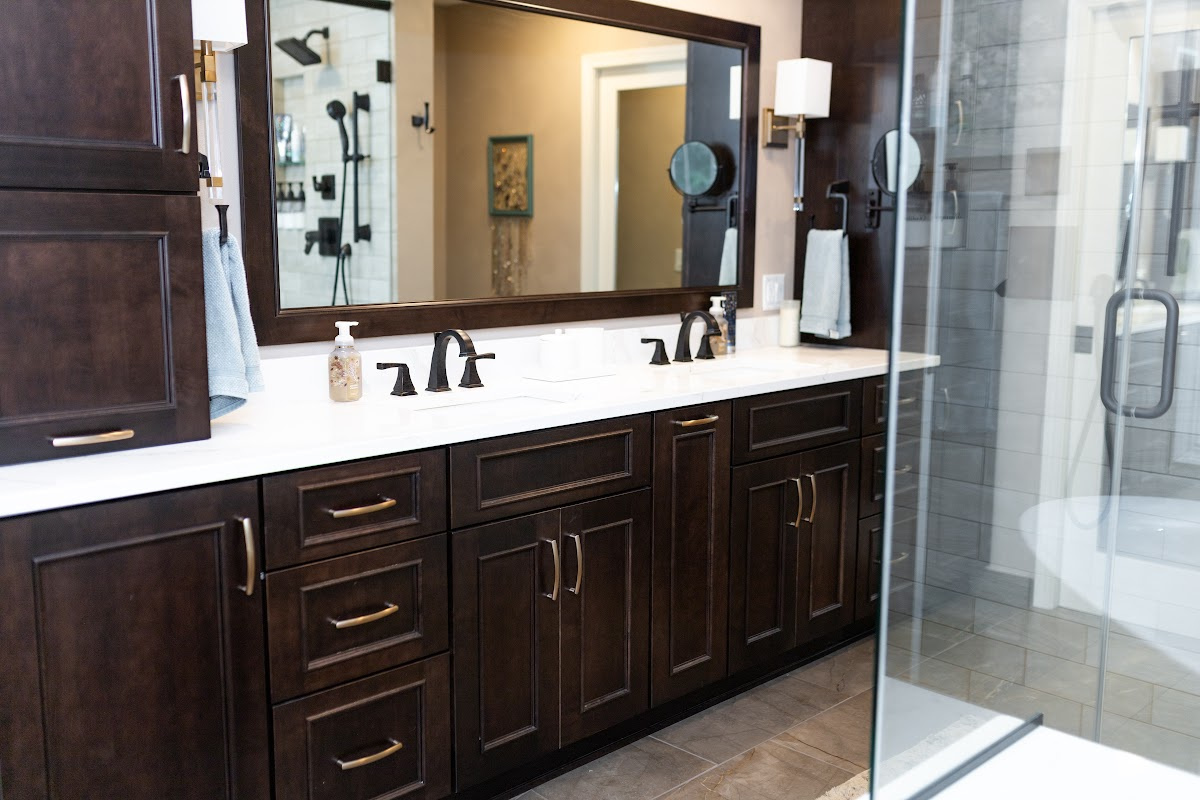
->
(517, 638, 875, 800)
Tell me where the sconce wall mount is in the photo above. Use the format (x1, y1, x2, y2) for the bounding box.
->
(765, 58, 832, 211)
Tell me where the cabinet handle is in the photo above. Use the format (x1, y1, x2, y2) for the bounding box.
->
(567, 533, 584, 595)
(325, 497, 397, 519)
(50, 429, 135, 448)
(542, 539, 560, 601)
(804, 473, 818, 524)
(335, 739, 404, 771)
(897, 396, 917, 406)
(674, 415, 720, 428)
(787, 477, 804, 529)
(174, 73, 191, 154)
(331, 603, 398, 630)
(895, 464, 913, 475)
(238, 517, 257, 597)
(875, 551, 910, 566)
(954, 99, 964, 146)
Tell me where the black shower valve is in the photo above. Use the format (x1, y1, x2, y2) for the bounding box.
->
(313, 174, 335, 200)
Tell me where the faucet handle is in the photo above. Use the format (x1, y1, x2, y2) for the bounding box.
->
(376, 362, 417, 396)
(459, 352, 495, 388)
(640, 338, 670, 366)
(696, 330, 719, 360)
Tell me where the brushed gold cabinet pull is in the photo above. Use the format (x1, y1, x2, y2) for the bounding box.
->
(542, 539, 561, 601)
(674, 414, 720, 428)
(787, 477, 804, 529)
(50, 429, 135, 448)
(804, 473, 818, 524)
(335, 739, 404, 771)
(895, 464, 913, 475)
(331, 603, 398, 630)
(174, 73, 191, 154)
(875, 551, 910, 566)
(326, 497, 397, 519)
(567, 533, 584, 595)
(897, 396, 917, 406)
(238, 517, 257, 597)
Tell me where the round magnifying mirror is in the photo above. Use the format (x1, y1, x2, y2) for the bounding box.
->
(668, 141, 729, 196)
(871, 129, 923, 195)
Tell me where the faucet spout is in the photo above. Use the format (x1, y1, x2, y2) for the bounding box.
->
(674, 310, 721, 362)
(427, 329, 477, 392)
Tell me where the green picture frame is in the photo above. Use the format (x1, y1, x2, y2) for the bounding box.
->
(488, 134, 534, 217)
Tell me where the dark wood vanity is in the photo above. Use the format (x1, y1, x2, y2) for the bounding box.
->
(0, 374, 905, 800)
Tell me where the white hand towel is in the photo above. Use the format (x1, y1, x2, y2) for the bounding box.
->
(718, 226, 738, 285)
(800, 229, 852, 340)
(203, 229, 265, 419)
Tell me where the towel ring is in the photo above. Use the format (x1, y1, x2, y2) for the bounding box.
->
(826, 180, 849, 233)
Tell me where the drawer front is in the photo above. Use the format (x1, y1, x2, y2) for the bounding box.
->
(863, 377, 887, 435)
(732, 381, 862, 464)
(450, 415, 652, 528)
(860, 434, 885, 518)
(267, 536, 449, 702)
(264, 450, 447, 569)
(273, 655, 452, 800)
(864, 371, 927, 437)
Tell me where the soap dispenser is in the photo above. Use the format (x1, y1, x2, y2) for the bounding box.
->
(329, 320, 362, 402)
(708, 296, 729, 356)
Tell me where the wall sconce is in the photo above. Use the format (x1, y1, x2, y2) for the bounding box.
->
(763, 58, 832, 211)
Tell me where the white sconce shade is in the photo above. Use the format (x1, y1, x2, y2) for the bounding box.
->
(192, 0, 248, 52)
(774, 58, 832, 119)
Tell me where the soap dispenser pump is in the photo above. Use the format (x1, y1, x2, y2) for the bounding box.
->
(708, 296, 730, 356)
(329, 320, 362, 402)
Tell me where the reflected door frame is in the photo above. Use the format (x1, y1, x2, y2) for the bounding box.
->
(580, 45, 687, 292)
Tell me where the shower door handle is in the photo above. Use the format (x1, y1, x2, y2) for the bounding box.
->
(1100, 288, 1179, 419)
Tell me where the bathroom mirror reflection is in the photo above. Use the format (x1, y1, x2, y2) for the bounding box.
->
(267, 0, 746, 309)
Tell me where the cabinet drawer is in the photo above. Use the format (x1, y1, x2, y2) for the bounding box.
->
(273, 655, 452, 800)
(450, 415, 651, 528)
(860, 434, 920, 519)
(264, 450, 447, 569)
(732, 381, 862, 464)
(864, 371, 926, 436)
(266, 536, 449, 702)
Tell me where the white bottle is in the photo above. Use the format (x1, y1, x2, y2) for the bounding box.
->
(708, 296, 729, 356)
(329, 321, 362, 402)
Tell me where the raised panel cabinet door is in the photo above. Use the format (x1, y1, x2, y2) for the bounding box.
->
(0, 0, 198, 191)
(560, 489, 652, 745)
(452, 509, 561, 790)
(855, 515, 883, 625)
(0, 482, 269, 800)
(728, 453, 803, 673)
(650, 403, 730, 706)
(0, 192, 208, 465)
(796, 442, 860, 645)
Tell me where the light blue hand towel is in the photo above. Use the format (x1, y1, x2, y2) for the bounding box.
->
(800, 229, 851, 340)
(203, 229, 264, 419)
(718, 227, 738, 285)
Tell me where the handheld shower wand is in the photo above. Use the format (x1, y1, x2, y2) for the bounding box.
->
(326, 100, 350, 164)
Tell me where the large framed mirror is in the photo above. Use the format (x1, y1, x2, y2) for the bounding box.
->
(237, 0, 760, 344)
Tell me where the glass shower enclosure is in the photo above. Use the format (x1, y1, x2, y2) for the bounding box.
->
(874, 0, 1200, 795)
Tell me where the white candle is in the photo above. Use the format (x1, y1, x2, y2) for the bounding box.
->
(779, 300, 800, 347)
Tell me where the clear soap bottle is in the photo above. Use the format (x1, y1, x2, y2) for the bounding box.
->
(329, 320, 362, 402)
(708, 296, 729, 356)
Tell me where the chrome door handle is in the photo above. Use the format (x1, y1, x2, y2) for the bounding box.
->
(804, 473, 818, 524)
(542, 538, 561, 601)
(325, 497, 397, 519)
(238, 516, 257, 596)
(787, 477, 804, 528)
(50, 429, 135, 448)
(567, 533, 584, 595)
(174, 74, 191, 154)
(336, 739, 403, 771)
(674, 415, 720, 428)
(331, 603, 398, 629)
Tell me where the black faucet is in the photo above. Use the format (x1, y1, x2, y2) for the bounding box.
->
(674, 310, 721, 362)
(427, 329, 494, 392)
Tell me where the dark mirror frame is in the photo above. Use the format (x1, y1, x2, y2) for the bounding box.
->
(236, 0, 760, 345)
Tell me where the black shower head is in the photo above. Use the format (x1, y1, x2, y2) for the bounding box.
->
(327, 100, 350, 162)
(326, 100, 346, 121)
(274, 27, 329, 66)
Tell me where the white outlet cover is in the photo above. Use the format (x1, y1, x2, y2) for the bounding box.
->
(761, 274, 784, 311)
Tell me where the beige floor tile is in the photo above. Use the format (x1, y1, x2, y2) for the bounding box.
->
(536, 737, 713, 800)
(1100, 713, 1200, 774)
(976, 604, 1090, 662)
(654, 675, 846, 763)
(967, 673, 1083, 735)
(793, 638, 876, 697)
(1022, 651, 1154, 721)
(1151, 686, 1200, 738)
(899, 656, 971, 701)
(937, 634, 1027, 683)
(658, 740, 855, 800)
(772, 691, 874, 772)
(887, 615, 974, 659)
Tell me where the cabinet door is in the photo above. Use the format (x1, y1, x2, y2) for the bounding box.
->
(796, 442, 860, 644)
(452, 510, 561, 789)
(729, 453, 803, 673)
(0, 0, 197, 191)
(0, 482, 269, 800)
(651, 404, 730, 705)
(0, 192, 208, 465)
(855, 515, 883, 625)
(560, 490, 651, 745)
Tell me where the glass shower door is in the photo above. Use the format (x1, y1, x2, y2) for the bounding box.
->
(872, 0, 1200, 795)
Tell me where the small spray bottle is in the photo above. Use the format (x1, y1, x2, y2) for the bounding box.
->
(329, 321, 362, 402)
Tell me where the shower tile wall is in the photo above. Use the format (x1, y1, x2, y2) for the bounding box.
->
(271, 0, 394, 308)
(892, 0, 1200, 774)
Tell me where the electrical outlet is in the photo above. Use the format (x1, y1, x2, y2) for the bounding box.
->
(761, 274, 784, 311)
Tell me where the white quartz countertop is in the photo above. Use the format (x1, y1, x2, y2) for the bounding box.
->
(0, 345, 936, 519)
